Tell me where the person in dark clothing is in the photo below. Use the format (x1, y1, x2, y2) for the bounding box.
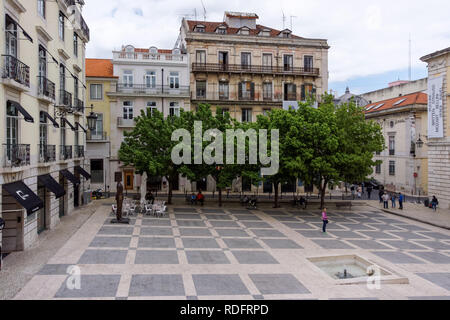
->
(379, 189, 384, 203)
(431, 196, 439, 211)
(196, 190, 205, 206)
(145, 191, 155, 204)
(398, 193, 404, 210)
(367, 186, 373, 200)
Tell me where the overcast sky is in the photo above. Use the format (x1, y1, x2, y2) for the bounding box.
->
(83, 0, 450, 95)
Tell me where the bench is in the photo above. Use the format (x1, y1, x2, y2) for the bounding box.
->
(336, 202, 352, 209)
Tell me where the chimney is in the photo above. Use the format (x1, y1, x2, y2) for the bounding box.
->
(224, 11, 258, 29)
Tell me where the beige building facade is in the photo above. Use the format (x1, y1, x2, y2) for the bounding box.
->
(0, 0, 90, 253)
(421, 47, 450, 209)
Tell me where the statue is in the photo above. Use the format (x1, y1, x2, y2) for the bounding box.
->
(111, 180, 129, 224)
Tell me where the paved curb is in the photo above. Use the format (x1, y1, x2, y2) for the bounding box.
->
(367, 204, 450, 230)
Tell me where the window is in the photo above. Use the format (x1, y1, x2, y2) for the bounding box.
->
(263, 82, 273, 100)
(262, 54, 272, 69)
(284, 55, 293, 71)
(91, 159, 104, 183)
(241, 109, 252, 123)
(145, 71, 156, 88)
(90, 84, 103, 100)
(216, 27, 226, 34)
(60, 118, 66, 147)
(169, 72, 180, 89)
(390, 121, 395, 128)
(59, 64, 65, 92)
(220, 108, 229, 115)
(147, 102, 157, 115)
(240, 28, 250, 35)
(239, 82, 254, 100)
(38, 0, 46, 18)
(74, 76, 79, 103)
(123, 71, 133, 88)
(39, 111, 48, 159)
(92, 113, 103, 138)
(389, 161, 395, 176)
(282, 32, 290, 38)
(5, 16, 18, 57)
(6, 102, 19, 160)
(218, 51, 228, 66)
(241, 52, 251, 69)
(169, 102, 180, 117)
(194, 25, 205, 33)
(123, 101, 133, 119)
(285, 83, 297, 101)
(196, 81, 206, 99)
(58, 11, 65, 40)
(389, 136, 395, 155)
(304, 55, 313, 71)
(73, 33, 78, 57)
(38, 46, 47, 94)
(196, 50, 206, 64)
(219, 82, 229, 100)
(375, 163, 381, 174)
(301, 84, 315, 101)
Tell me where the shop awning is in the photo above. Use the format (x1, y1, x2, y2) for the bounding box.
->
(43, 111, 60, 128)
(8, 100, 34, 123)
(38, 174, 66, 199)
(76, 122, 87, 134)
(60, 169, 80, 186)
(2, 181, 43, 215)
(75, 166, 91, 180)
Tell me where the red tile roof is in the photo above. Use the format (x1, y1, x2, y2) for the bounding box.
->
(186, 20, 302, 39)
(364, 92, 427, 114)
(86, 59, 117, 78)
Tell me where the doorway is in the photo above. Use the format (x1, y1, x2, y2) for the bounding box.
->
(59, 175, 66, 217)
(196, 178, 207, 191)
(37, 184, 46, 233)
(124, 171, 134, 190)
(219, 51, 228, 71)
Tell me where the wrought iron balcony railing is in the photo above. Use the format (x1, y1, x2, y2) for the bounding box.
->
(38, 76, 56, 100)
(115, 84, 189, 96)
(2, 55, 30, 87)
(87, 131, 108, 141)
(39, 144, 56, 163)
(59, 90, 72, 108)
(74, 98, 84, 113)
(74, 145, 84, 158)
(60, 145, 73, 160)
(3, 144, 30, 167)
(192, 63, 320, 76)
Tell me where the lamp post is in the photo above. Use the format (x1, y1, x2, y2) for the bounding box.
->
(87, 104, 98, 131)
(416, 134, 424, 148)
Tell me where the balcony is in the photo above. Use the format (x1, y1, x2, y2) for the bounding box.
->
(3, 144, 30, 168)
(117, 117, 135, 128)
(113, 84, 190, 97)
(79, 14, 90, 42)
(37, 76, 56, 102)
(192, 63, 320, 77)
(1, 55, 30, 89)
(60, 145, 73, 161)
(74, 98, 84, 114)
(38, 144, 56, 163)
(87, 131, 108, 141)
(74, 145, 84, 158)
(59, 90, 72, 108)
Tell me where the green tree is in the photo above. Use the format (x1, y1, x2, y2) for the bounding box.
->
(118, 109, 186, 204)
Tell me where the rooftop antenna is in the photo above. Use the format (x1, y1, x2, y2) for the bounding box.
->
(290, 15, 297, 31)
(408, 33, 412, 81)
(200, 0, 206, 21)
(282, 9, 286, 29)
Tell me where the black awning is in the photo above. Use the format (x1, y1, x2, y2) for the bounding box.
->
(6, 14, 33, 43)
(38, 174, 66, 199)
(60, 169, 80, 186)
(75, 166, 91, 180)
(76, 122, 87, 134)
(2, 181, 43, 215)
(43, 112, 60, 128)
(63, 118, 76, 131)
(8, 100, 34, 123)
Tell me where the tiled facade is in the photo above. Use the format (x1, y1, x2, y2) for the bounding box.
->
(0, 0, 90, 252)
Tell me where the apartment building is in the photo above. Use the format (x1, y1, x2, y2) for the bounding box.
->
(107, 45, 191, 194)
(179, 11, 329, 193)
(86, 58, 117, 193)
(0, 0, 90, 253)
(365, 92, 428, 195)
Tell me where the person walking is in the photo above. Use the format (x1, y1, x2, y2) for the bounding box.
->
(351, 185, 356, 200)
(398, 193, 404, 210)
(367, 185, 373, 200)
(357, 185, 362, 199)
(391, 193, 397, 208)
(382, 192, 389, 209)
(431, 196, 439, 212)
(379, 189, 384, 203)
(322, 207, 329, 233)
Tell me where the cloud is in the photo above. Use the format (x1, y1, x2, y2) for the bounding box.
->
(82, 0, 450, 83)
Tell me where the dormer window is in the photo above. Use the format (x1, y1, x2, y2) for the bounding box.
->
(279, 29, 292, 38)
(239, 27, 250, 35)
(149, 46, 158, 54)
(259, 30, 270, 37)
(216, 26, 227, 34)
(173, 48, 180, 55)
(125, 45, 134, 52)
(194, 25, 205, 33)
(282, 32, 290, 38)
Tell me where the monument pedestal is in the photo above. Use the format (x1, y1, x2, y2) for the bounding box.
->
(110, 218, 130, 224)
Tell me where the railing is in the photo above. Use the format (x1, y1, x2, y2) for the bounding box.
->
(39, 144, 56, 163)
(1, 55, 30, 87)
(3, 144, 30, 167)
(59, 90, 72, 107)
(37, 76, 56, 100)
(80, 14, 90, 41)
(74, 145, 84, 158)
(115, 84, 190, 96)
(74, 98, 84, 113)
(192, 63, 320, 76)
(117, 117, 135, 128)
(113, 51, 186, 62)
(60, 145, 73, 160)
(87, 131, 108, 141)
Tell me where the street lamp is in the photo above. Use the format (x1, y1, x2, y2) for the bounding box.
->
(86, 104, 98, 131)
(416, 134, 424, 148)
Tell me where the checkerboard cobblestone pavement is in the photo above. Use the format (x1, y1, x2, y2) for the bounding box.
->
(14, 204, 450, 300)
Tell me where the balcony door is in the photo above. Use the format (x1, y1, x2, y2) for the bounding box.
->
(218, 51, 228, 71)
(38, 46, 47, 94)
(39, 111, 48, 161)
(284, 55, 293, 71)
(241, 52, 251, 70)
(284, 83, 297, 101)
(92, 113, 103, 139)
(262, 54, 272, 71)
(145, 71, 156, 89)
(304, 56, 313, 71)
(6, 102, 19, 161)
(5, 16, 17, 57)
(169, 72, 180, 90)
(123, 70, 133, 88)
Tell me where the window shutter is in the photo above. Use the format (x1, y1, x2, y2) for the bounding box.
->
(292, 84, 297, 100)
(238, 82, 242, 99)
(250, 82, 255, 100)
(301, 85, 306, 101)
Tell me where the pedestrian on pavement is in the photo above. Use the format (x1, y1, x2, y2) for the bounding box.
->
(391, 193, 397, 208)
(351, 185, 356, 200)
(322, 207, 329, 233)
(431, 196, 439, 212)
(357, 185, 362, 199)
(196, 190, 205, 206)
(379, 189, 384, 203)
(398, 193, 404, 210)
(382, 192, 389, 209)
(367, 185, 373, 200)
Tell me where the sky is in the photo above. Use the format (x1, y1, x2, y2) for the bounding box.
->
(82, 0, 450, 96)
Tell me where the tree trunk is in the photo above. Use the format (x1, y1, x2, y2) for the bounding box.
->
(167, 179, 173, 205)
(320, 180, 328, 210)
(274, 182, 280, 208)
(218, 188, 222, 207)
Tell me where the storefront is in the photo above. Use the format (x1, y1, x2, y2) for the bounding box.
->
(37, 174, 66, 233)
